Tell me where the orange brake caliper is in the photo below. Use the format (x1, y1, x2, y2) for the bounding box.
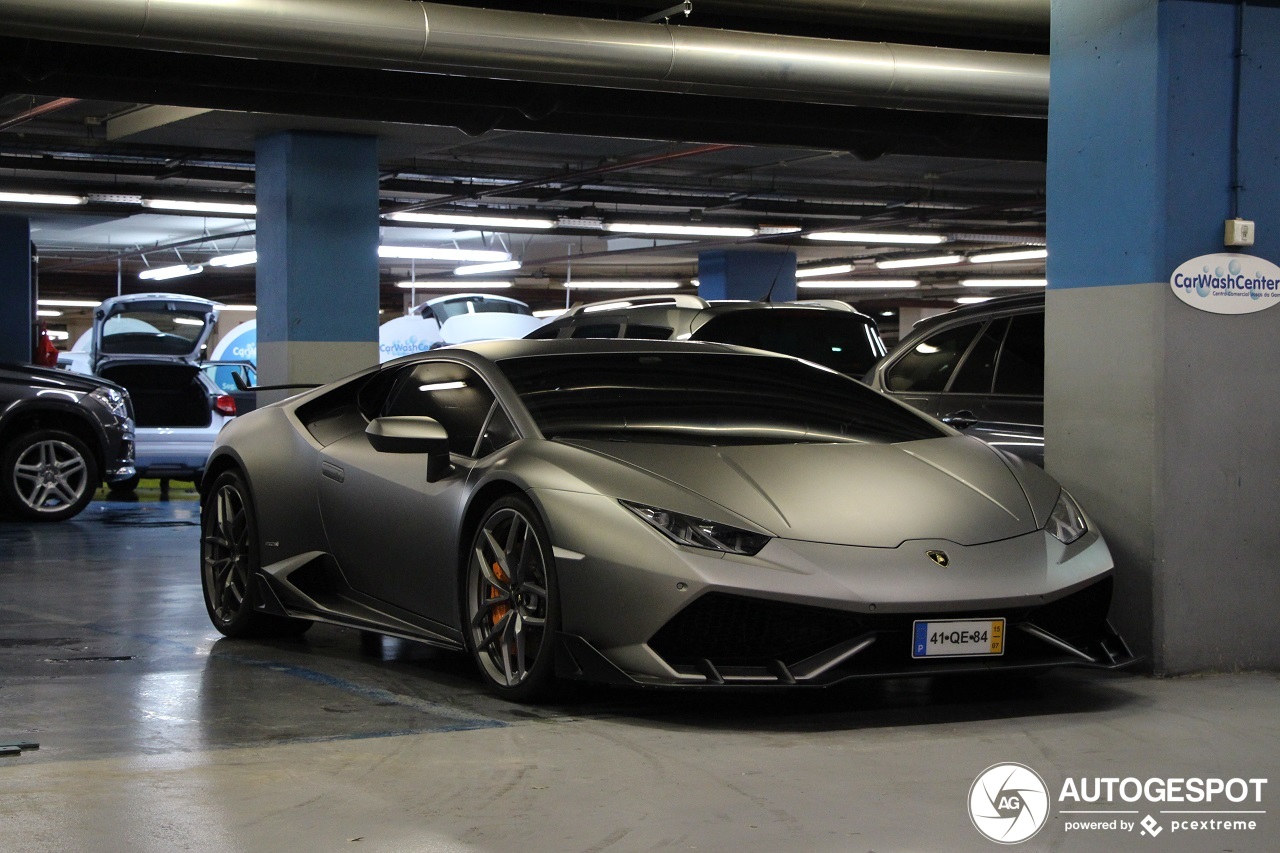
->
(490, 561, 510, 627)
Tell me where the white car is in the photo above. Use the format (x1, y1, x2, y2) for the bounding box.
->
(89, 293, 238, 490)
(379, 293, 545, 361)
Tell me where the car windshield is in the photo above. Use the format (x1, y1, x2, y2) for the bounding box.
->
(100, 309, 208, 356)
(498, 351, 944, 446)
(691, 309, 886, 377)
(427, 296, 532, 323)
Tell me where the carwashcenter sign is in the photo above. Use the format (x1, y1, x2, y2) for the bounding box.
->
(1170, 253, 1280, 314)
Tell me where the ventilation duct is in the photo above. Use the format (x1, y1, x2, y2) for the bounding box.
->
(0, 0, 1048, 117)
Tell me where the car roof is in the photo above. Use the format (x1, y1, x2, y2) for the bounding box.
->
(910, 291, 1044, 331)
(438, 336, 767, 362)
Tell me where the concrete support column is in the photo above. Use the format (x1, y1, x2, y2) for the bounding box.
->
(0, 216, 32, 364)
(1047, 0, 1280, 671)
(697, 250, 796, 302)
(255, 132, 380, 394)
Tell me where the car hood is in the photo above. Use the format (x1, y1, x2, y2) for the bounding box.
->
(0, 362, 123, 395)
(558, 435, 1056, 548)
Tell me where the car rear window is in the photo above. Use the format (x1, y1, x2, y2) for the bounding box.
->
(690, 309, 885, 377)
(498, 351, 943, 446)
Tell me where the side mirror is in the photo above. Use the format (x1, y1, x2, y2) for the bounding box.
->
(366, 416, 453, 482)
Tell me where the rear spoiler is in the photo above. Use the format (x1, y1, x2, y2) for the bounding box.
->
(231, 372, 320, 393)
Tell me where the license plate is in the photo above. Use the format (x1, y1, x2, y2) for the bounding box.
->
(912, 618, 1005, 658)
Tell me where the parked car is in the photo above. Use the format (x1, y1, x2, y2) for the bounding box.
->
(0, 362, 135, 521)
(380, 293, 545, 360)
(201, 360, 258, 415)
(87, 293, 238, 490)
(200, 338, 1132, 701)
(528, 295, 887, 379)
(865, 293, 1045, 465)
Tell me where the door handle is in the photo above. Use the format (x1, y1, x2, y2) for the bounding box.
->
(321, 461, 345, 483)
(941, 410, 980, 430)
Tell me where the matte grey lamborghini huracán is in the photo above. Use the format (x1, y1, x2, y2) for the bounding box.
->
(200, 340, 1134, 700)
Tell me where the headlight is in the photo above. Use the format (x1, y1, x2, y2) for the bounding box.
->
(1046, 489, 1087, 545)
(621, 500, 770, 556)
(89, 386, 129, 420)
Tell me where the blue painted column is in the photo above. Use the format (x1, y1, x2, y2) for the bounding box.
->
(1047, 0, 1280, 671)
(697, 250, 796, 301)
(0, 216, 32, 364)
(255, 132, 379, 395)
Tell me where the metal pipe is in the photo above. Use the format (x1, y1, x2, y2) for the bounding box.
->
(585, 0, 1049, 39)
(0, 97, 80, 132)
(0, 0, 1048, 116)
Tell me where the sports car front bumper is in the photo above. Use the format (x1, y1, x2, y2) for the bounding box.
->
(533, 488, 1137, 688)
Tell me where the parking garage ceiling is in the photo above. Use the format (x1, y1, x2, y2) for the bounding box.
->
(0, 0, 1050, 313)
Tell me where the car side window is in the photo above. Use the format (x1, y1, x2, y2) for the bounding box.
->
(475, 403, 520, 457)
(382, 362, 496, 457)
(570, 323, 623, 339)
(994, 312, 1045, 395)
(884, 322, 983, 393)
(947, 318, 1008, 394)
(622, 323, 674, 340)
(525, 324, 561, 340)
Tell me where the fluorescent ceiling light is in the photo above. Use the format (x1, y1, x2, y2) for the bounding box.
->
(387, 211, 555, 229)
(418, 381, 468, 392)
(139, 263, 203, 281)
(379, 246, 510, 262)
(875, 255, 963, 270)
(968, 249, 1048, 264)
(806, 232, 946, 245)
(757, 225, 802, 235)
(560, 281, 680, 292)
(36, 309, 62, 317)
(604, 223, 757, 238)
(48, 330, 70, 341)
(38, 299, 101, 308)
(454, 260, 522, 276)
(961, 278, 1048, 287)
(143, 199, 257, 216)
(396, 280, 512, 289)
(0, 191, 85, 206)
(795, 263, 855, 278)
(207, 251, 257, 268)
(173, 317, 205, 326)
(796, 279, 919, 289)
(533, 309, 566, 319)
(957, 296, 995, 304)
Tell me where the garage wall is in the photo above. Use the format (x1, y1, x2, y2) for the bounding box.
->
(1047, 0, 1280, 671)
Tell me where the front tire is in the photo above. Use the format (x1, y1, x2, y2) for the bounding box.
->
(463, 495, 560, 701)
(1, 429, 97, 522)
(200, 469, 310, 638)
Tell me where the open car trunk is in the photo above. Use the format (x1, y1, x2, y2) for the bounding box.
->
(98, 362, 212, 428)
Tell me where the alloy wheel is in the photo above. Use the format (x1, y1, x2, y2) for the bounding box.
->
(12, 437, 90, 515)
(468, 506, 551, 689)
(202, 482, 252, 624)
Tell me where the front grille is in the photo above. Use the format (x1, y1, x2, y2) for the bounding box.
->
(648, 593, 863, 666)
(647, 578, 1116, 672)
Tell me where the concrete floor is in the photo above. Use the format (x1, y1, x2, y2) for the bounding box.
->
(1, 499, 1276, 853)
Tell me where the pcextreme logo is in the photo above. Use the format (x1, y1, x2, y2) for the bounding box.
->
(969, 764, 1269, 844)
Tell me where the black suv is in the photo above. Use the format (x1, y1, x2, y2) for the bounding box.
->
(865, 292, 1045, 465)
(529, 296, 887, 378)
(0, 363, 136, 521)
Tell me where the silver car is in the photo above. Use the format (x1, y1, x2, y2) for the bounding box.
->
(200, 339, 1133, 701)
(89, 293, 238, 489)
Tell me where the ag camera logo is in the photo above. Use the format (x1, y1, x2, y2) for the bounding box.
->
(969, 763, 1050, 844)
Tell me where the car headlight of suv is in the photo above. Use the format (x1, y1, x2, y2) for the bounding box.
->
(621, 501, 771, 556)
(1045, 489, 1087, 545)
(89, 386, 130, 420)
